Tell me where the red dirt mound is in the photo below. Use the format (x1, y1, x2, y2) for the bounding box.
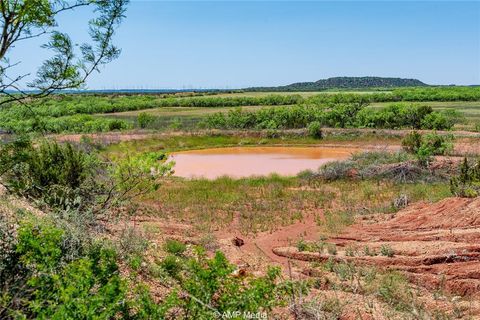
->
(273, 197, 480, 297)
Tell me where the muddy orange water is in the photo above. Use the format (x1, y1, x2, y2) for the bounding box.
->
(169, 146, 358, 179)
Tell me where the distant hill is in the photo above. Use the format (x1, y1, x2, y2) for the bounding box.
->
(246, 77, 428, 91)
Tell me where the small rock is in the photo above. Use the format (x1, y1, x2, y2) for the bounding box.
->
(232, 236, 245, 247)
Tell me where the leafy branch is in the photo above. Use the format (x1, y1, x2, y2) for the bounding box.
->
(0, 0, 128, 106)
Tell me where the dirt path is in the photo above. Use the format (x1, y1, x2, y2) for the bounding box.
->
(214, 212, 322, 267)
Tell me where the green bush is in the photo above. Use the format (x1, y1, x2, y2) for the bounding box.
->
(160, 255, 183, 278)
(164, 239, 187, 255)
(137, 112, 156, 128)
(402, 132, 452, 166)
(0, 111, 131, 134)
(401, 131, 422, 153)
(0, 220, 131, 319)
(450, 158, 480, 198)
(306, 86, 480, 104)
(159, 249, 286, 318)
(380, 244, 395, 257)
(421, 133, 452, 155)
(421, 112, 451, 130)
(0, 138, 97, 209)
(355, 103, 455, 130)
(111, 151, 173, 200)
(204, 101, 461, 131)
(0, 138, 172, 214)
(0, 94, 305, 120)
(1, 217, 291, 319)
(307, 121, 323, 139)
(377, 271, 411, 311)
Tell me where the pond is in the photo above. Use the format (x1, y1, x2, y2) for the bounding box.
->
(169, 146, 358, 179)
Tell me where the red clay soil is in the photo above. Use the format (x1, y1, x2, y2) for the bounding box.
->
(273, 197, 480, 297)
(214, 212, 322, 267)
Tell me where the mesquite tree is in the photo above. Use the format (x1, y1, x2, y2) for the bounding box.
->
(0, 0, 128, 106)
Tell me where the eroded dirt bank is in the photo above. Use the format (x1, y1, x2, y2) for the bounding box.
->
(273, 197, 480, 297)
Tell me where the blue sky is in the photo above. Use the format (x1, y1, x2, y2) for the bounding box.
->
(12, 1, 480, 89)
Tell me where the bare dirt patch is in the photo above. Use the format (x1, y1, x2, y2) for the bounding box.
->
(273, 197, 480, 298)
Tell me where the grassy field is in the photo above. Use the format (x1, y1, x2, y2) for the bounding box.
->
(98, 100, 480, 131)
(142, 175, 451, 235)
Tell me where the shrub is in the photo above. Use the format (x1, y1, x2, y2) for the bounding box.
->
(380, 244, 394, 257)
(108, 119, 127, 131)
(161, 250, 285, 318)
(118, 227, 149, 262)
(324, 103, 365, 128)
(421, 133, 452, 155)
(421, 112, 451, 130)
(327, 243, 337, 255)
(0, 220, 131, 319)
(160, 255, 183, 278)
(0, 111, 131, 134)
(355, 103, 434, 129)
(0, 214, 19, 282)
(164, 239, 187, 255)
(169, 117, 182, 130)
(0, 138, 97, 209)
(377, 271, 411, 311)
(402, 132, 452, 166)
(317, 160, 356, 181)
(203, 105, 325, 130)
(315, 151, 412, 181)
(355, 103, 459, 130)
(307, 121, 323, 139)
(137, 112, 156, 129)
(296, 239, 308, 252)
(111, 151, 173, 201)
(392, 194, 409, 210)
(401, 131, 422, 153)
(450, 158, 480, 198)
(415, 133, 452, 166)
(2, 217, 290, 319)
(0, 138, 172, 215)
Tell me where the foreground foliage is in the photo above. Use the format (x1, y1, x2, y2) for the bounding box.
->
(0, 138, 289, 319)
(157, 249, 286, 319)
(0, 216, 287, 319)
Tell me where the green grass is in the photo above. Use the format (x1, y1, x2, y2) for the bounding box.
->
(139, 175, 451, 235)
